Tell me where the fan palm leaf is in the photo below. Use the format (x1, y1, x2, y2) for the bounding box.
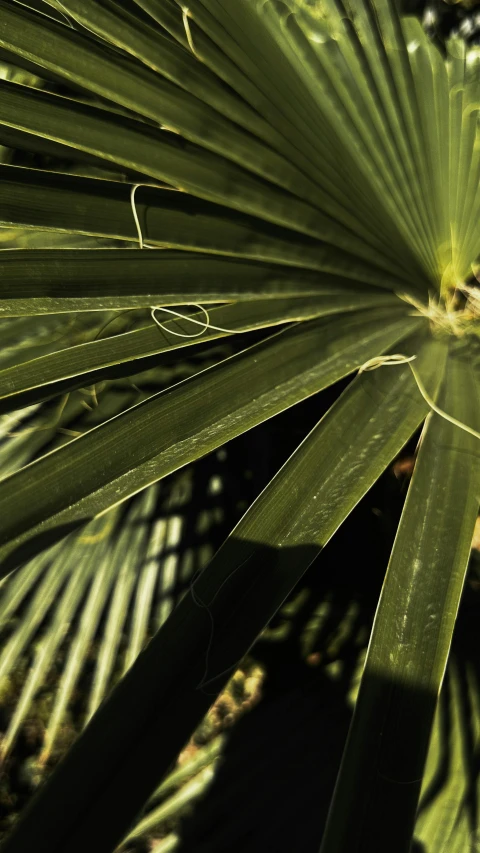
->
(0, 1, 479, 852)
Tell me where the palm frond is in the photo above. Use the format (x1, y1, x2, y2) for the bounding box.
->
(0, 1, 479, 851)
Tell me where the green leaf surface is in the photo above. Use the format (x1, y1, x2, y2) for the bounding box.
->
(1, 0, 315, 194)
(320, 344, 480, 853)
(0, 78, 411, 278)
(122, 764, 216, 844)
(131, 0, 189, 48)
(0, 247, 398, 315)
(40, 0, 428, 276)
(0, 478, 196, 766)
(0, 329, 443, 853)
(0, 1, 479, 850)
(0, 164, 414, 289)
(0, 294, 401, 407)
(0, 306, 420, 573)
(37, 0, 307, 162)
(415, 657, 480, 853)
(256, 0, 437, 278)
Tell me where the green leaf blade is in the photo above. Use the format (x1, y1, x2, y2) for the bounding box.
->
(0, 306, 420, 573)
(320, 345, 480, 853)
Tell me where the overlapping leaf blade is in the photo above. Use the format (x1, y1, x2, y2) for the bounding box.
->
(0, 248, 399, 316)
(415, 656, 480, 853)
(320, 344, 480, 853)
(0, 331, 445, 853)
(0, 306, 420, 573)
(0, 164, 415, 287)
(0, 294, 399, 407)
(0, 0, 478, 850)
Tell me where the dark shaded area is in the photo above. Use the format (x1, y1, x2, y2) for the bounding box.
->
(0, 349, 420, 849)
(0, 540, 319, 853)
(175, 674, 352, 853)
(171, 579, 480, 853)
(0, 361, 421, 853)
(167, 501, 480, 853)
(169, 666, 437, 853)
(164, 446, 412, 853)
